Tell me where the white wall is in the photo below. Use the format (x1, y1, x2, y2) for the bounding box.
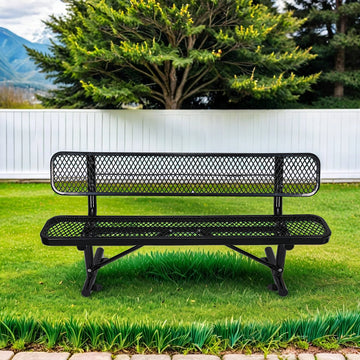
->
(1, 109, 359, 181)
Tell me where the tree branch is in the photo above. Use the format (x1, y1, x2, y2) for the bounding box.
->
(181, 75, 220, 102)
(169, 65, 177, 97)
(152, 63, 170, 95)
(126, 62, 168, 98)
(184, 66, 213, 95)
(149, 91, 166, 105)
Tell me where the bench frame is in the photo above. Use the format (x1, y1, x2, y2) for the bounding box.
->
(41, 152, 331, 297)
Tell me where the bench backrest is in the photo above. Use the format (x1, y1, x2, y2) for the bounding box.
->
(51, 152, 320, 197)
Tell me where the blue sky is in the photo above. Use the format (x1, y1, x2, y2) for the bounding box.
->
(0, 0, 67, 42)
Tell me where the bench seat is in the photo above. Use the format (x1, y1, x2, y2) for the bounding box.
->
(41, 214, 330, 247)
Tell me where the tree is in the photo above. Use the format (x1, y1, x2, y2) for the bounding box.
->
(29, 0, 318, 109)
(286, 0, 360, 100)
(27, 1, 92, 108)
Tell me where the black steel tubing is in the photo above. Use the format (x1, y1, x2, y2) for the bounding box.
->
(90, 245, 143, 272)
(226, 244, 277, 271)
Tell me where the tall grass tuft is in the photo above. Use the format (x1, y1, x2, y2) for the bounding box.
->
(1, 311, 360, 352)
(64, 318, 86, 350)
(140, 322, 174, 353)
(189, 323, 214, 350)
(104, 250, 255, 283)
(101, 319, 137, 351)
(84, 319, 104, 350)
(0, 316, 39, 350)
(214, 318, 244, 349)
(40, 320, 64, 349)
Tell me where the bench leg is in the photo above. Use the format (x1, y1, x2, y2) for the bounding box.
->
(79, 245, 142, 297)
(227, 244, 290, 296)
(81, 246, 105, 297)
(265, 245, 288, 297)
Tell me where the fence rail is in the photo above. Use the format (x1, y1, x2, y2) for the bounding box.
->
(1, 109, 359, 181)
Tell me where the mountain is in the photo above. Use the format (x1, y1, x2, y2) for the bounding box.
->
(0, 27, 52, 89)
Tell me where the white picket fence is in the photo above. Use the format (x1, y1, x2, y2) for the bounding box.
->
(1, 109, 360, 181)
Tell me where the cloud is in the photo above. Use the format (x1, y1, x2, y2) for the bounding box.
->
(0, 1, 54, 18)
(0, 8, 41, 19)
(0, 0, 66, 42)
(0, 1, 66, 20)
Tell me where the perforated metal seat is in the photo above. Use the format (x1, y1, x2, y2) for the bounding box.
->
(41, 214, 330, 246)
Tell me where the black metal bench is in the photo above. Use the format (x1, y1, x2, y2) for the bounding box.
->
(40, 152, 331, 297)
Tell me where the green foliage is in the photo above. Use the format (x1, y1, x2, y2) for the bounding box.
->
(2, 311, 360, 352)
(116, 250, 255, 283)
(40, 320, 64, 349)
(293, 339, 309, 350)
(312, 336, 340, 351)
(101, 319, 137, 351)
(331, 31, 360, 49)
(312, 96, 360, 109)
(28, 0, 317, 109)
(25, 2, 91, 109)
(213, 319, 244, 349)
(322, 70, 360, 89)
(230, 71, 319, 101)
(286, 0, 360, 103)
(0, 317, 39, 350)
(64, 318, 86, 350)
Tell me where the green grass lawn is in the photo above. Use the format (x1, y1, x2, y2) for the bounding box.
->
(1, 182, 360, 326)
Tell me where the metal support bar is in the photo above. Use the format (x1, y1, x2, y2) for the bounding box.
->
(90, 245, 143, 272)
(274, 197, 283, 216)
(226, 244, 277, 271)
(274, 155, 284, 216)
(88, 196, 97, 217)
(86, 154, 97, 217)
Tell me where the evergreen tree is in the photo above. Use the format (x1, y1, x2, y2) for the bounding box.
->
(286, 0, 360, 101)
(26, 1, 93, 108)
(29, 0, 318, 109)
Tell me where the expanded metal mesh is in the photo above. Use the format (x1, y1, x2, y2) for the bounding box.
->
(41, 214, 330, 246)
(51, 152, 320, 196)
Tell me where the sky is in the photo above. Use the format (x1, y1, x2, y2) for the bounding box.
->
(0, 0, 67, 43)
(0, 0, 285, 44)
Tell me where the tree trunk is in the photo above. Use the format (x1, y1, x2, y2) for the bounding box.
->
(164, 98, 180, 109)
(163, 65, 182, 109)
(334, 48, 345, 98)
(334, 0, 346, 98)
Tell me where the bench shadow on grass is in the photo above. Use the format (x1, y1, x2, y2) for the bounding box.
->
(49, 249, 341, 299)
